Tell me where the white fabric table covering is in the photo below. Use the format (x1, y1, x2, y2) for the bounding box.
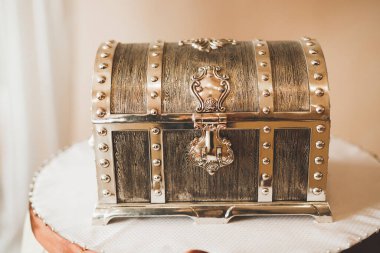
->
(29, 138, 380, 253)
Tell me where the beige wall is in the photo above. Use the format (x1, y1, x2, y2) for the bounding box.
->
(67, 0, 380, 155)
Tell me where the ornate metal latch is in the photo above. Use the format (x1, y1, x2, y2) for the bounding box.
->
(189, 66, 234, 175)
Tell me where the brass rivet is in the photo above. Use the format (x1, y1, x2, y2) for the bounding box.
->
(316, 125, 326, 133)
(302, 36, 311, 41)
(153, 159, 161, 166)
(312, 188, 322, 195)
(260, 61, 268, 67)
(96, 108, 106, 118)
(150, 108, 158, 115)
(98, 143, 109, 152)
(100, 53, 109, 58)
(98, 63, 108, 69)
(96, 76, 106, 84)
(315, 88, 325, 97)
(262, 157, 270, 165)
(151, 76, 159, 82)
(152, 52, 159, 57)
(316, 105, 325, 114)
(100, 174, 111, 183)
(152, 143, 161, 150)
(262, 173, 271, 181)
(151, 91, 158, 98)
(97, 128, 107, 136)
(257, 43, 264, 47)
(263, 89, 270, 97)
(102, 189, 111, 197)
(258, 50, 266, 55)
(263, 142, 271, 149)
(306, 41, 315, 46)
(262, 188, 269, 195)
(153, 44, 160, 49)
(102, 44, 111, 50)
(314, 172, 323, 181)
(261, 74, 269, 81)
(314, 73, 323, 80)
(178, 41, 184, 46)
(152, 127, 160, 135)
(153, 175, 161, 182)
(154, 189, 162, 196)
(263, 126, 271, 133)
(151, 63, 159, 68)
(315, 156, 324, 165)
(99, 159, 110, 168)
(105, 40, 115, 45)
(311, 60, 320, 66)
(262, 107, 270, 114)
(309, 49, 318, 55)
(96, 91, 106, 100)
(316, 140, 325, 149)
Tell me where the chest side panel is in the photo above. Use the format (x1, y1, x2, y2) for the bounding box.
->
(268, 41, 310, 112)
(113, 130, 150, 203)
(111, 43, 149, 114)
(163, 129, 259, 202)
(162, 42, 258, 113)
(273, 128, 310, 201)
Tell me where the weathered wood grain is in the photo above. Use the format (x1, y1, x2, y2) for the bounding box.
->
(162, 42, 258, 113)
(163, 129, 259, 202)
(268, 41, 310, 112)
(111, 43, 149, 114)
(113, 131, 150, 203)
(273, 129, 310, 201)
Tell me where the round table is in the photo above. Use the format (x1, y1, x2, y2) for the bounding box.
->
(26, 138, 380, 253)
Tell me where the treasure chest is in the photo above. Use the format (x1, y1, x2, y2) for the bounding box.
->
(91, 37, 332, 225)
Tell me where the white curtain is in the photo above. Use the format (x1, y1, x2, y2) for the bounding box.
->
(0, 1, 70, 252)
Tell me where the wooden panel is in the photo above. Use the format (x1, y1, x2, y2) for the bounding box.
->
(273, 129, 310, 201)
(268, 41, 310, 112)
(113, 131, 150, 203)
(111, 43, 149, 114)
(163, 129, 259, 202)
(162, 42, 258, 113)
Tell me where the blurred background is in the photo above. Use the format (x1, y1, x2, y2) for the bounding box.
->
(1, 0, 379, 252)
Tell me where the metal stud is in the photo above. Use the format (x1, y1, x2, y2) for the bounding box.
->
(260, 61, 268, 67)
(316, 125, 326, 133)
(98, 143, 109, 152)
(178, 41, 184, 46)
(150, 108, 158, 115)
(262, 188, 269, 195)
(153, 175, 161, 182)
(153, 159, 161, 166)
(263, 89, 270, 97)
(152, 127, 160, 134)
(262, 157, 270, 165)
(262, 107, 270, 114)
(102, 44, 110, 50)
(261, 74, 269, 81)
(315, 88, 325, 97)
(152, 52, 159, 57)
(306, 41, 315, 46)
(312, 188, 322, 195)
(152, 143, 161, 151)
(96, 108, 106, 117)
(316, 140, 325, 149)
(154, 189, 162, 196)
(263, 126, 271, 133)
(311, 60, 320, 66)
(100, 174, 111, 183)
(100, 53, 109, 58)
(258, 50, 266, 55)
(262, 173, 271, 181)
(96, 91, 106, 100)
(314, 172, 323, 181)
(99, 159, 110, 168)
(151, 63, 159, 68)
(152, 44, 160, 49)
(315, 156, 324, 165)
(150, 91, 158, 98)
(97, 127, 107, 136)
(105, 40, 114, 45)
(102, 189, 111, 197)
(314, 73, 323, 80)
(151, 76, 159, 82)
(316, 105, 325, 114)
(257, 43, 264, 47)
(302, 36, 311, 41)
(263, 142, 271, 149)
(98, 63, 108, 69)
(309, 49, 318, 55)
(96, 76, 106, 84)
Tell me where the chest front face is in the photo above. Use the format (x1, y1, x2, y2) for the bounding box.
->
(91, 38, 332, 225)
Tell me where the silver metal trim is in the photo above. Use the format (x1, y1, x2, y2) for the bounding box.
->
(150, 126, 165, 203)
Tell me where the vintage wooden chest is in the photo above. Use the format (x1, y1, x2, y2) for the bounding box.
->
(91, 37, 332, 225)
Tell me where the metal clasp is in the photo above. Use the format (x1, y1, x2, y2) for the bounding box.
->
(189, 113, 234, 175)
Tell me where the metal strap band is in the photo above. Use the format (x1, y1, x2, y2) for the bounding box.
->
(92, 40, 118, 203)
(299, 37, 331, 201)
(258, 125, 274, 202)
(150, 126, 166, 203)
(253, 40, 274, 117)
(146, 41, 164, 115)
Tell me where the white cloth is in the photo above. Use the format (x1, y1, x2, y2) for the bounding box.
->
(29, 138, 380, 253)
(0, 1, 70, 252)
